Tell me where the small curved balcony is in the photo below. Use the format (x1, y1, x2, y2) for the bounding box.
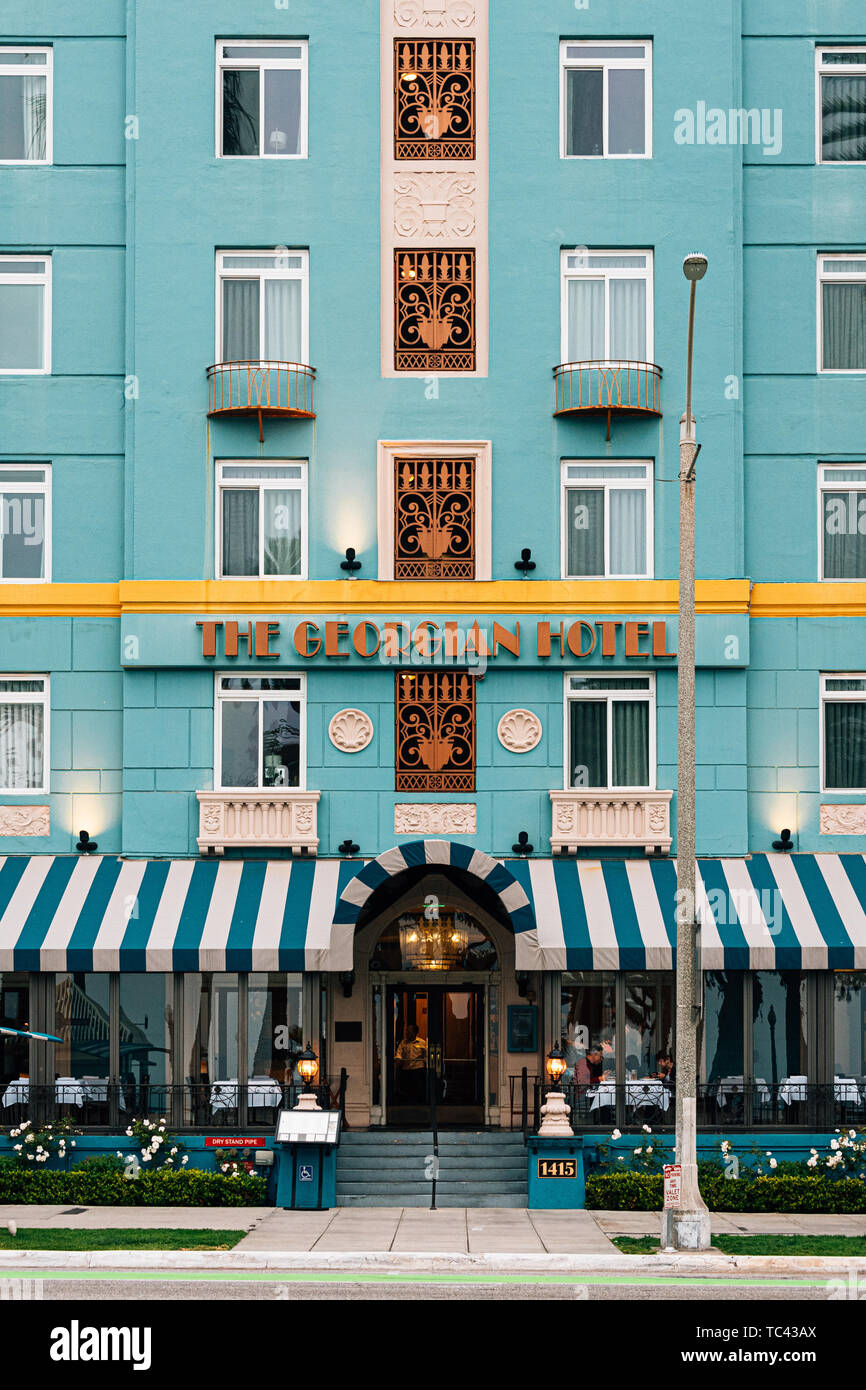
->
(553, 360, 662, 439)
(207, 360, 316, 441)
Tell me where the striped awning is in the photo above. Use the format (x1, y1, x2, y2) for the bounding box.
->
(1, 852, 866, 974)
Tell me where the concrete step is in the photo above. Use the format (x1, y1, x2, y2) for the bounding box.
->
(337, 1194, 528, 1208)
(341, 1131, 523, 1144)
(338, 1158, 526, 1175)
(336, 1179, 528, 1196)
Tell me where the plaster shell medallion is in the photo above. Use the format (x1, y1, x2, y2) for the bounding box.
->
(328, 708, 374, 753)
(497, 709, 542, 754)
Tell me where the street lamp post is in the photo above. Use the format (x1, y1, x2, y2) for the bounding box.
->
(661, 253, 712, 1253)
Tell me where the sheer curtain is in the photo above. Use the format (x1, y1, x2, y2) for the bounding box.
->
(264, 279, 302, 360)
(609, 488, 646, 574)
(566, 68, 603, 156)
(612, 700, 649, 785)
(569, 701, 607, 786)
(221, 489, 258, 575)
(567, 279, 604, 359)
(222, 279, 259, 360)
(0, 700, 43, 788)
(823, 282, 866, 369)
(822, 76, 866, 161)
(264, 489, 301, 575)
(610, 278, 646, 358)
(22, 75, 46, 160)
(567, 488, 604, 574)
(823, 483, 866, 578)
(825, 701, 866, 788)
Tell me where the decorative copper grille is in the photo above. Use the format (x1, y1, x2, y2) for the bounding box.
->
(395, 670, 475, 792)
(395, 456, 474, 580)
(395, 249, 476, 371)
(395, 39, 475, 159)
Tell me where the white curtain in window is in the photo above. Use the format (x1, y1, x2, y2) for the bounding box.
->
(823, 282, 866, 369)
(221, 489, 259, 576)
(0, 702, 43, 788)
(608, 488, 646, 574)
(567, 279, 604, 360)
(264, 279, 302, 361)
(22, 75, 46, 160)
(264, 488, 301, 575)
(612, 701, 649, 785)
(609, 278, 646, 359)
(222, 279, 259, 360)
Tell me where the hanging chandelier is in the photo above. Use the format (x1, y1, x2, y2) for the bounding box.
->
(398, 909, 471, 971)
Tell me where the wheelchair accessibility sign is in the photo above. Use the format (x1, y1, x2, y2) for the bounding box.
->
(298, 1163, 314, 1182)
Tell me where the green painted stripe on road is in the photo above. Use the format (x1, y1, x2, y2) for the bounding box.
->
(0, 1269, 830, 1288)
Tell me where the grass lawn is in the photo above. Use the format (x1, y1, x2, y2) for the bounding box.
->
(613, 1234, 866, 1257)
(0, 1228, 246, 1251)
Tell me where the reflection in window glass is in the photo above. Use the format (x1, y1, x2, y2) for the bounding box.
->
(624, 973, 674, 1079)
(702, 971, 744, 1082)
(834, 971, 866, 1078)
(0, 972, 29, 1088)
(118, 974, 174, 1111)
(54, 973, 110, 1078)
(182, 973, 238, 1085)
(248, 972, 303, 1083)
(560, 972, 616, 1083)
(753, 971, 807, 1087)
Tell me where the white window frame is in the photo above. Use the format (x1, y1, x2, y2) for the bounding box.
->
(215, 459, 308, 580)
(820, 673, 866, 793)
(817, 253, 866, 374)
(216, 39, 308, 159)
(561, 459, 653, 579)
(559, 40, 652, 159)
(0, 255, 51, 375)
(215, 249, 309, 366)
(214, 672, 307, 792)
(563, 672, 656, 792)
(816, 45, 866, 165)
(561, 249, 654, 363)
(0, 463, 51, 582)
(0, 46, 52, 166)
(817, 462, 866, 581)
(0, 674, 49, 795)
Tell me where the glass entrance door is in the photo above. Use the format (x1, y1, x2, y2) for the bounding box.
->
(386, 985, 484, 1125)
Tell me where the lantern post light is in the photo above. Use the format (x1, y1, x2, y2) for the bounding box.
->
(293, 1042, 322, 1112)
(537, 1043, 573, 1136)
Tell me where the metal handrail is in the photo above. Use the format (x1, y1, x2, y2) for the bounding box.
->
(553, 358, 662, 416)
(206, 359, 316, 419)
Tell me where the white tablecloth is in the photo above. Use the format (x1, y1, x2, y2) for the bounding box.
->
(778, 1077, 862, 1105)
(715, 1076, 771, 1107)
(1, 1078, 125, 1109)
(210, 1079, 284, 1112)
(588, 1080, 671, 1112)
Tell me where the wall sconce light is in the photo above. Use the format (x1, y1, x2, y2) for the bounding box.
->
(514, 548, 536, 575)
(338, 838, 360, 856)
(772, 828, 794, 853)
(75, 830, 97, 854)
(340, 547, 362, 576)
(515, 971, 530, 998)
(338, 970, 356, 999)
(512, 831, 533, 855)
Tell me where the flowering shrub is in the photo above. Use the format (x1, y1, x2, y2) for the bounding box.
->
(123, 1117, 187, 1170)
(822, 1127, 866, 1178)
(5, 1116, 80, 1166)
(0, 1159, 266, 1206)
(596, 1125, 672, 1174)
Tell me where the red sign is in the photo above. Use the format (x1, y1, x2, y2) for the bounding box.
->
(663, 1163, 682, 1208)
(204, 1136, 266, 1148)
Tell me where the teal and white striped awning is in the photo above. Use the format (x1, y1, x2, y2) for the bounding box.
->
(1, 851, 865, 974)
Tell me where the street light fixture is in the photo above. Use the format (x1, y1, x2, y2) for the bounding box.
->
(293, 1042, 323, 1112)
(537, 1043, 573, 1136)
(661, 255, 713, 1253)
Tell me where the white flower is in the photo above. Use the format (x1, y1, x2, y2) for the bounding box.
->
(24, 1133, 34, 1144)
(617, 1155, 625, 1162)
(141, 1153, 151, 1163)
(633, 1147, 641, 1155)
(70, 1141, 75, 1147)
(611, 1129, 621, 1140)
(181, 1155, 189, 1165)
(10, 1128, 19, 1138)
(720, 1140, 731, 1153)
(26, 1154, 34, 1161)
(831, 1139, 839, 1150)
(35, 1146, 43, 1154)
(646, 1146, 653, 1154)
(125, 1128, 133, 1138)
(769, 1158, 777, 1169)
(810, 1148, 818, 1155)
(850, 1130, 857, 1139)
(170, 1147, 178, 1156)
(807, 1155, 818, 1168)
(116, 1151, 123, 1159)
(642, 1125, 651, 1134)
(13, 1144, 22, 1153)
(153, 1136, 163, 1147)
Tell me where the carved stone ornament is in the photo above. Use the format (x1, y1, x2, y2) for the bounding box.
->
(328, 708, 374, 753)
(820, 804, 866, 835)
(394, 803, 477, 834)
(394, 171, 476, 240)
(497, 709, 542, 753)
(395, 0, 475, 30)
(0, 805, 50, 836)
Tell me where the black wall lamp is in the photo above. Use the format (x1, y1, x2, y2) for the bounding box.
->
(340, 547, 362, 575)
(512, 831, 533, 855)
(338, 970, 356, 999)
(75, 829, 97, 854)
(338, 838, 360, 856)
(772, 828, 794, 853)
(514, 548, 536, 575)
(515, 971, 530, 998)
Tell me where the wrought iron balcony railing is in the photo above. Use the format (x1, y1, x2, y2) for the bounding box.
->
(207, 360, 316, 441)
(553, 359, 662, 438)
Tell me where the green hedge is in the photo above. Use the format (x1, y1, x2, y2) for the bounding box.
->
(0, 1163, 267, 1207)
(586, 1171, 866, 1213)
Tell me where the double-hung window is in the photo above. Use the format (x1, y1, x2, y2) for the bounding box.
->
(217, 41, 307, 158)
(565, 675, 654, 790)
(217, 461, 306, 578)
(216, 675, 305, 791)
(0, 47, 51, 164)
(560, 41, 651, 158)
(817, 47, 866, 163)
(562, 250, 652, 363)
(0, 464, 50, 580)
(562, 460, 652, 578)
(0, 675, 48, 793)
(0, 256, 50, 373)
(217, 250, 308, 366)
(818, 255, 866, 371)
(819, 463, 866, 579)
(821, 675, 866, 791)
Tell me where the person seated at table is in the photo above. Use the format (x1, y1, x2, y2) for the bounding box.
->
(584, 1044, 604, 1085)
(572, 1050, 593, 1085)
(655, 1051, 675, 1084)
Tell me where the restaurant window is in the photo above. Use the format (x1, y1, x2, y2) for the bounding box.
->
(560, 972, 616, 1083)
(833, 971, 866, 1079)
(0, 255, 50, 374)
(565, 675, 653, 790)
(624, 973, 674, 1080)
(0, 973, 29, 1090)
(248, 972, 303, 1085)
(394, 38, 474, 159)
(819, 255, 866, 371)
(217, 461, 306, 579)
(820, 464, 866, 580)
(395, 670, 475, 792)
(821, 674, 866, 791)
(561, 460, 652, 578)
(217, 250, 308, 366)
(217, 40, 307, 158)
(395, 249, 476, 372)
(395, 454, 474, 579)
(117, 974, 174, 1115)
(181, 973, 238, 1104)
(752, 971, 808, 1090)
(817, 47, 866, 163)
(560, 40, 651, 158)
(702, 971, 745, 1083)
(0, 675, 48, 793)
(562, 250, 652, 364)
(0, 464, 49, 581)
(53, 973, 111, 1079)
(216, 674, 304, 791)
(0, 47, 51, 163)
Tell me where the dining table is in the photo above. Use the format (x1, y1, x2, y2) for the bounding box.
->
(588, 1079, 671, 1112)
(209, 1077, 284, 1112)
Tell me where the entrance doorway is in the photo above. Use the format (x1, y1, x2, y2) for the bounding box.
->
(387, 984, 484, 1126)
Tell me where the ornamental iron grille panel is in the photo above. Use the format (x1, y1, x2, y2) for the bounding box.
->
(395, 249, 476, 371)
(394, 39, 475, 159)
(395, 455, 475, 579)
(395, 670, 476, 792)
